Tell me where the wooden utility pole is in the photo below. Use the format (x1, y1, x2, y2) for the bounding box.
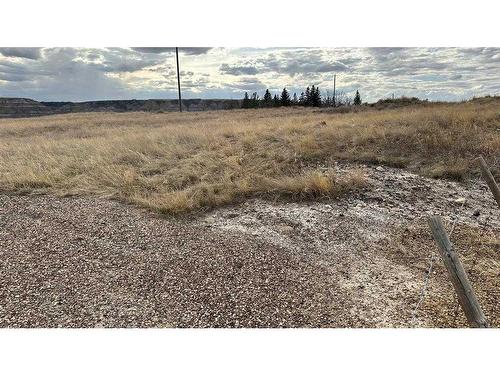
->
(427, 216, 490, 328)
(478, 156, 500, 208)
(333, 74, 336, 107)
(175, 47, 182, 112)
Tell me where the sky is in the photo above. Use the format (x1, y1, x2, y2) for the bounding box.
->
(0, 47, 499, 103)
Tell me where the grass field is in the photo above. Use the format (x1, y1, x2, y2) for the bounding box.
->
(0, 97, 499, 214)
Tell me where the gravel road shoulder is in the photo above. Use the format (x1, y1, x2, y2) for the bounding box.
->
(1, 164, 498, 327)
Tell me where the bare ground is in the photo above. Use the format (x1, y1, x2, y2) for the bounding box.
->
(1, 163, 499, 328)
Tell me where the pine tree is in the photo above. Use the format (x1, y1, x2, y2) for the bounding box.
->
(273, 94, 280, 107)
(354, 90, 362, 105)
(304, 87, 311, 106)
(308, 85, 321, 107)
(263, 89, 272, 107)
(242, 92, 250, 109)
(311, 86, 321, 107)
(299, 92, 305, 106)
(280, 87, 291, 106)
(250, 92, 259, 108)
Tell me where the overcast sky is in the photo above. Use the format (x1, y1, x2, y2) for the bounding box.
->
(0, 47, 499, 102)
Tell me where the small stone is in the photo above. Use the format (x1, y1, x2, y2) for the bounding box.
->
(278, 225, 294, 233)
(472, 209, 480, 217)
(375, 166, 384, 172)
(204, 217, 215, 224)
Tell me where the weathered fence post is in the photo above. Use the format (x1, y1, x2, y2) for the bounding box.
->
(427, 216, 490, 328)
(478, 156, 500, 209)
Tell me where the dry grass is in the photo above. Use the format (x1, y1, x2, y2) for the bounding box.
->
(381, 222, 500, 327)
(0, 98, 498, 213)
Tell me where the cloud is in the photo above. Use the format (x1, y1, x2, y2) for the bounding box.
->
(0, 47, 42, 60)
(181, 47, 213, 55)
(1, 47, 498, 102)
(226, 77, 266, 92)
(87, 48, 168, 72)
(131, 47, 173, 54)
(130, 47, 213, 55)
(219, 63, 258, 75)
(0, 48, 127, 101)
(0, 72, 31, 82)
(98, 59, 161, 73)
(252, 49, 352, 77)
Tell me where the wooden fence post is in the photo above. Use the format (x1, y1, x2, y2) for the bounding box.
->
(478, 156, 500, 209)
(427, 216, 490, 328)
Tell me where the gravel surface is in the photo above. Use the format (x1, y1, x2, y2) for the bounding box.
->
(1, 164, 499, 327)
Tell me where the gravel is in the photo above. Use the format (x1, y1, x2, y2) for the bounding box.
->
(1, 164, 499, 328)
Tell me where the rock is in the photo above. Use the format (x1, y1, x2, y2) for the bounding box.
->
(204, 217, 216, 224)
(455, 197, 466, 204)
(277, 225, 294, 233)
(375, 166, 385, 172)
(473, 209, 480, 217)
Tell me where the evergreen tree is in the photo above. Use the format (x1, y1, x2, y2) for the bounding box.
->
(263, 89, 272, 107)
(273, 94, 280, 107)
(299, 92, 305, 106)
(280, 87, 291, 106)
(304, 87, 311, 106)
(250, 92, 259, 108)
(311, 85, 321, 107)
(293, 93, 298, 104)
(310, 85, 315, 106)
(354, 90, 362, 105)
(242, 92, 250, 109)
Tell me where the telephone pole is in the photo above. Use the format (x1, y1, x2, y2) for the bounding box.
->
(333, 74, 336, 107)
(175, 47, 182, 112)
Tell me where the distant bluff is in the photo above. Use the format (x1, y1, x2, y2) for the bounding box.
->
(0, 98, 242, 118)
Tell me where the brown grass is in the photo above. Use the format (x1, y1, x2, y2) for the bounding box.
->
(380, 221, 500, 327)
(0, 98, 498, 213)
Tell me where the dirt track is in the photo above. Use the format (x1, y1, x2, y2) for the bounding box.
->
(1, 164, 499, 327)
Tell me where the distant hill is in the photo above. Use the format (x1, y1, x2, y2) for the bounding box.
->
(0, 98, 55, 118)
(0, 98, 242, 118)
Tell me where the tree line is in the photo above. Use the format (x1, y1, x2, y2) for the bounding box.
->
(241, 86, 362, 108)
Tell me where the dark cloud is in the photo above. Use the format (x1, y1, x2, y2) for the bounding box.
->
(0, 47, 42, 60)
(130, 47, 212, 55)
(90, 48, 168, 72)
(131, 47, 173, 54)
(181, 47, 213, 55)
(220, 57, 349, 78)
(99, 59, 160, 73)
(226, 77, 266, 91)
(219, 63, 258, 75)
(253, 49, 351, 77)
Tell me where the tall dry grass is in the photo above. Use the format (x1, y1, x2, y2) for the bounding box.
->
(0, 98, 498, 213)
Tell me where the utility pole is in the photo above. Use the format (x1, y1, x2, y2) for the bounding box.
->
(333, 74, 336, 107)
(175, 47, 182, 112)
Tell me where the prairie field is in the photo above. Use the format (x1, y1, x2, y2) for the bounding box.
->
(0, 98, 499, 214)
(1, 98, 500, 328)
